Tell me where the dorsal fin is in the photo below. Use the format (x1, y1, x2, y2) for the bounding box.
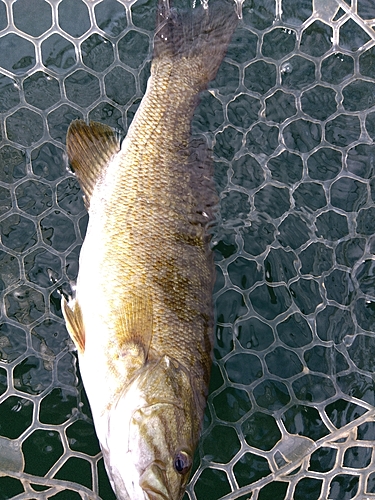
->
(66, 120, 121, 209)
(61, 297, 85, 354)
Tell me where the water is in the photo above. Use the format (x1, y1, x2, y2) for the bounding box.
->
(1, 0, 375, 499)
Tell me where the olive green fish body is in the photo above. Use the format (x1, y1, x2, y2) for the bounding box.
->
(62, 2, 237, 499)
(75, 58, 214, 415)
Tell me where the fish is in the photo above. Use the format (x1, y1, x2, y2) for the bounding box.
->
(61, 1, 237, 499)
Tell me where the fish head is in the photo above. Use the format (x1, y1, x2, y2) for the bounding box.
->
(103, 355, 200, 500)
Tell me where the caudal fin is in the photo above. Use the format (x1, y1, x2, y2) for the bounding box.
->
(154, 0, 238, 88)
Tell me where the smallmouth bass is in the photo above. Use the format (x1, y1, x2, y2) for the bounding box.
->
(62, 1, 237, 499)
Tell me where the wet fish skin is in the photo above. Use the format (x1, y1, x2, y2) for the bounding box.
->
(62, 1, 237, 499)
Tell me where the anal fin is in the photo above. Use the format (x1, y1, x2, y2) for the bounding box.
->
(66, 120, 121, 210)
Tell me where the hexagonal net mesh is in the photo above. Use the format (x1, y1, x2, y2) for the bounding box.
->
(0, 0, 375, 498)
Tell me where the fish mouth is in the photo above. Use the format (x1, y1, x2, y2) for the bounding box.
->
(139, 462, 172, 500)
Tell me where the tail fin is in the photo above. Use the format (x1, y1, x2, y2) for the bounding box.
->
(154, 0, 238, 87)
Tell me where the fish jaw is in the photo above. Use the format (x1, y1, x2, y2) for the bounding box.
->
(97, 356, 198, 500)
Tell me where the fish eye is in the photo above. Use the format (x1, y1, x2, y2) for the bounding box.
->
(173, 450, 192, 475)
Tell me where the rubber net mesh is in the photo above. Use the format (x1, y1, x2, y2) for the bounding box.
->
(0, 0, 375, 498)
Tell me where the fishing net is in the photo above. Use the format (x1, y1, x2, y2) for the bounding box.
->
(0, 0, 375, 498)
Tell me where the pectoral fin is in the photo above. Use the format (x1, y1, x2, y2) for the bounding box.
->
(108, 295, 153, 380)
(62, 297, 85, 354)
(116, 295, 153, 362)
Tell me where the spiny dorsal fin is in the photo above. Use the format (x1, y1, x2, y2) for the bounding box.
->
(61, 297, 85, 354)
(66, 120, 121, 209)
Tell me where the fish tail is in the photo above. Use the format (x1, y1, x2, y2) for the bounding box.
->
(154, 0, 238, 88)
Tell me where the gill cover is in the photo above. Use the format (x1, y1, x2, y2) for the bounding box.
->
(103, 356, 198, 500)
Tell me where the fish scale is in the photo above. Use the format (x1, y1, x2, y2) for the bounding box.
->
(73, 59, 221, 408)
(62, 1, 238, 499)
